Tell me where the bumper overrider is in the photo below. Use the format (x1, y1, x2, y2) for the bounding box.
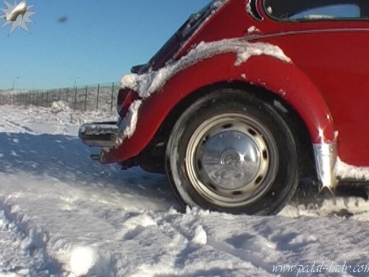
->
(78, 121, 121, 149)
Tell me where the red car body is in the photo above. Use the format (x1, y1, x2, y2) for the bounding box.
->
(79, 0, 369, 215)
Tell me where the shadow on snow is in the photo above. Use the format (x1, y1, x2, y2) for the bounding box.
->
(0, 131, 178, 211)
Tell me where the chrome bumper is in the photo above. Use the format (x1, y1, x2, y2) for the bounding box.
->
(78, 121, 119, 148)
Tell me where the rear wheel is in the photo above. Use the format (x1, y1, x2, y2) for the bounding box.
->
(165, 89, 299, 215)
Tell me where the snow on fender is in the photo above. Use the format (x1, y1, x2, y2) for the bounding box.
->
(121, 38, 292, 99)
(119, 38, 292, 139)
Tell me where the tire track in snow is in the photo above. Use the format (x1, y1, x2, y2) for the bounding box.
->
(206, 238, 286, 277)
(0, 192, 132, 277)
(0, 197, 32, 276)
(6, 120, 34, 133)
(0, 197, 64, 277)
(60, 199, 270, 277)
(147, 212, 277, 277)
(0, 118, 34, 134)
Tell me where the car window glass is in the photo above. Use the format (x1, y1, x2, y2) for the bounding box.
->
(264, 0, 369, 21)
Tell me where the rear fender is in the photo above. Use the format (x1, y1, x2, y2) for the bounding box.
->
(101, 52, 336, 163)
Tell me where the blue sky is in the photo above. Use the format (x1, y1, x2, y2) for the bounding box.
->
(0, 0, 209, 89)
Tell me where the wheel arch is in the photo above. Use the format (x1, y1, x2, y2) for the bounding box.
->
(144, 80, 317, 180)
(102, 52, 335, 187)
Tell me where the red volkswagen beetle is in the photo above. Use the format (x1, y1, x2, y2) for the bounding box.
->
(79, 0, 369, 215)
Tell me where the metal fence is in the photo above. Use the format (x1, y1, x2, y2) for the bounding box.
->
(0, 82, 120, 112)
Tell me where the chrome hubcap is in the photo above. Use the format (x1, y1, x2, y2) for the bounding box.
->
(186, 113, 278, 207)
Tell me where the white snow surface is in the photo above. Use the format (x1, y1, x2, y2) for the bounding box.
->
(121, 39, 292, 99)
(2, 104, 369, 276)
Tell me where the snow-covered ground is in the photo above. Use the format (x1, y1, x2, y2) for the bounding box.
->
(1, 103, 369, 277)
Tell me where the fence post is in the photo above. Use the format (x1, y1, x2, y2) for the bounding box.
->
(59, 89, 61, 101)
(46, 91, 49, 107)
(96, 84, 100, 110)
(74, 86, 77, 110)
(110, 82, 115, 112)
(84, 85, 88, 111)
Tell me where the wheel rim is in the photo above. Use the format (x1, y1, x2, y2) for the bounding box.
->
(185, 113, 279, 207)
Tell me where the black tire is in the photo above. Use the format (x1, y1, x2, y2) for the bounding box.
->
(165, 88, 299, 215)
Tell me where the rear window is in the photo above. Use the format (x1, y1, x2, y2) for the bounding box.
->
(263, 0, 369, 21)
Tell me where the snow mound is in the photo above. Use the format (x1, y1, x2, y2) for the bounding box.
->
(50, 101, 71, 114)
(69, 246, 97, 276)
(50, 101, 92, 125)
(123, 214, 157, 230)
(192, 225, 207, 245)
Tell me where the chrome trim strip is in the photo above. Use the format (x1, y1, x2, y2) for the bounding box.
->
(247, 0, 263, 21)
(313, 142, 338, 189)
(246, 28, 369, 41)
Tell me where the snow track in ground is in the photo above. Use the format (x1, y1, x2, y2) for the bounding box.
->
(0, 199, 33, 277)
(2, 104, 369, 276)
